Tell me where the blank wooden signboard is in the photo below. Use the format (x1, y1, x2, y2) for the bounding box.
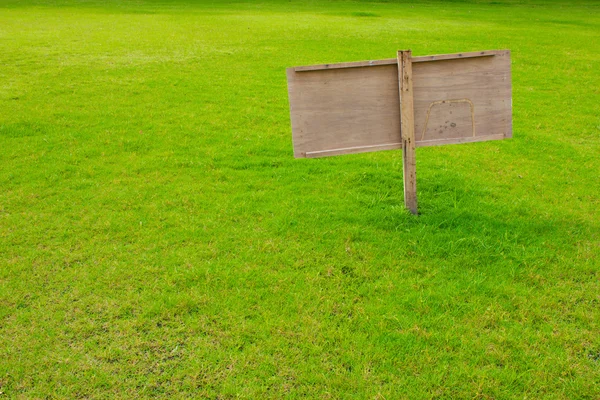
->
(287, 50, 511, 158)
(286, 64, 401, 158)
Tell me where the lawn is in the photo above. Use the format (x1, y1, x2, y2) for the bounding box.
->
(0, 0, 599, 398)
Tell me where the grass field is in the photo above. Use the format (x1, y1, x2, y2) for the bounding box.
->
(1, 0, 599, 398)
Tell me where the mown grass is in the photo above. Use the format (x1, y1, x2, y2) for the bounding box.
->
(0, 0, 599, 398)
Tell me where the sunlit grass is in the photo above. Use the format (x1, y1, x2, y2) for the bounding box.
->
(0, 0, 599, 397)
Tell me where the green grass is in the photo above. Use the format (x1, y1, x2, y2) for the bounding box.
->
(1, 0, 599, 398)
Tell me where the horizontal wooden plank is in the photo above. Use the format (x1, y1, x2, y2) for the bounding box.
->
(413, 50, 499, 63)
(294, 58, 396, 72)
(305, 142, 402, 158)
(416, 134, 505, 147)
(293, 50, 504, 72)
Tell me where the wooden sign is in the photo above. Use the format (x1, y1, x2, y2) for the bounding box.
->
(286, 50, 512, 214)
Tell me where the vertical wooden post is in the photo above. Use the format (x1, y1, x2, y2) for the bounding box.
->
(398, 50, 418, 215)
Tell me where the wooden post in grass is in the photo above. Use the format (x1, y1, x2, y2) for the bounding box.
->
(286, 49, 512, 214)
(398, 50, 418, 215)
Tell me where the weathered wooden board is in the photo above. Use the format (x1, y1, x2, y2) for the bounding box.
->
(287, 50, 511, 158)
(413, 50, 511, 147)
(286, 63, 401, 158)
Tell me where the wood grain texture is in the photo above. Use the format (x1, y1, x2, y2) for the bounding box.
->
(412, 50, 512, 144)
(398, 50, 418, 215)
(287, 64, 401, 158)
(286, 50, 511, 157)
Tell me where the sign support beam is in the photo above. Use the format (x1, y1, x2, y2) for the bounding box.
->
(398, 50, 418, 215)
